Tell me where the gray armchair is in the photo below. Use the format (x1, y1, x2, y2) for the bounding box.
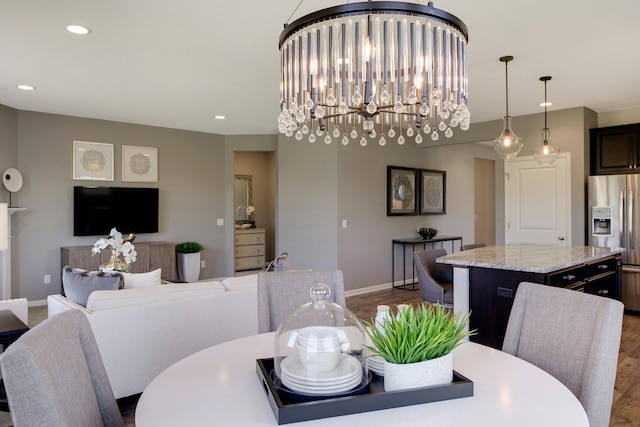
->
(413, 248, 454, 307)
(0, 310, 123, 427)
(257, 270, 346, 333)
(503, 282, 624, 427)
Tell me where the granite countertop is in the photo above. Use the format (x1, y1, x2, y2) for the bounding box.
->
(437, 243, 624, 273)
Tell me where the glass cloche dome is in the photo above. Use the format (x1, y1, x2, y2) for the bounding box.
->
(273, 283, 369, 398)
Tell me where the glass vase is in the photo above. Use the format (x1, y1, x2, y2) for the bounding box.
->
(100, 250, 129, 272)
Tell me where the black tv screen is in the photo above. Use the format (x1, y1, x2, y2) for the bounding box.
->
(74, 186, 159, 236)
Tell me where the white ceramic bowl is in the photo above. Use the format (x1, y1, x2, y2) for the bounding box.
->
(297, 343, 341, 372)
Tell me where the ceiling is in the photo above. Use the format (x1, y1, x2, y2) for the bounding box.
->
(1, 0, 639, 137)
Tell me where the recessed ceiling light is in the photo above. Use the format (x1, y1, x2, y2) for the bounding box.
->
(66, 25, 91, 35)
(214, 115, 226, 120)
(17, 85, 35, 91)
(540, 102, 552, 107)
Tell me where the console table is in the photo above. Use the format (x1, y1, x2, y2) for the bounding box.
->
(392, 236, 462, 290)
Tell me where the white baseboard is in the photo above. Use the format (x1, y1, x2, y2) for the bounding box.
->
(345, 282, 393, 297)
(28, 299, 47, 307)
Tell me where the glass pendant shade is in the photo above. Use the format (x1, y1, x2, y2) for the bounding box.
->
(534, 76, 559, 165)
(534, 128, 559, 165)
(277, 2, 470, 146)
(493, 116, 523, 159)
(494, 55, 522, 159)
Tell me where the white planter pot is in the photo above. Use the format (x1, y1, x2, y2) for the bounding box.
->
(383, 353, 453, 392)
(177, 252, 201, 283)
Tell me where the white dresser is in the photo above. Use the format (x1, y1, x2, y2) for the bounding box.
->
(234, 228, 265, 273)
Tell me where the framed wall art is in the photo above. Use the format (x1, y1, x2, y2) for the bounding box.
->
(387, 166, 418, 216)
(122, 145, 158, 182)
(73, 140, 114, 181)
(419, 169, 446, 215)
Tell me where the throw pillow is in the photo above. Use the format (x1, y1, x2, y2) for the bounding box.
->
(120, 268, 162, 289)
(62, 266, 124, 307)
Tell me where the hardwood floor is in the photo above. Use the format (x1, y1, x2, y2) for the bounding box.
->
(346, 287, 640, 426)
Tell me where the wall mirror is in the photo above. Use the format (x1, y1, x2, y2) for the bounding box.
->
(234, 175, 253, 221)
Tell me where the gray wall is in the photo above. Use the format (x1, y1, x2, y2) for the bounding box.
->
(1, 104, 637, 301)
(12, 110, 226, 300)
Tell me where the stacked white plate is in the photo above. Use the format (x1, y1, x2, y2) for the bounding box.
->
(280, 354, 362, 395)
(365, 353, 385, 376)
(364, 330, 385, 376)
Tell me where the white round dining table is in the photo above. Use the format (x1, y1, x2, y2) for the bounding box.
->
(135, 332, 588, 427)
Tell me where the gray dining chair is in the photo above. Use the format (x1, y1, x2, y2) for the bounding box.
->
(0, 310, 124, 427)
(460, 243, 486, 251)
(413, 248, 453, 308)
(257, 270, 346, 333)
(503, 282, 624, 427)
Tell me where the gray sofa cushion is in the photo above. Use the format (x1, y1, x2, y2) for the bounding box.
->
(62, 266, 124, 307)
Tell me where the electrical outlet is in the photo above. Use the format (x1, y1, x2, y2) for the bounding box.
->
(44, 274, 51, 284)
(342, 219, 347, 228)
(201, 260, 206, 268)
(217, 218, 224, 226)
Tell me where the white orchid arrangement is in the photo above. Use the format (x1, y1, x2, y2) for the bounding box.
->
(236, 205, 255, 216)
(91, 227, 137, 264)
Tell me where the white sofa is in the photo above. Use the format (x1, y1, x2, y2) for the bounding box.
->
(47, 275, 258, 399)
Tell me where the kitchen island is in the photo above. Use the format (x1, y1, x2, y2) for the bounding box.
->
(438, 244, 623, 349)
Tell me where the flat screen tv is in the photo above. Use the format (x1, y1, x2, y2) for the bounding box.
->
(74, 186, 159, 236)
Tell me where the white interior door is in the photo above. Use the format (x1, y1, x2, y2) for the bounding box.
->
(505, 153, 571, 245)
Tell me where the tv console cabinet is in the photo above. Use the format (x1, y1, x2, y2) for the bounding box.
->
(61, 241, 177, 291)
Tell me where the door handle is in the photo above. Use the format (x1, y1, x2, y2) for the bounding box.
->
(558, 236, 565, 241)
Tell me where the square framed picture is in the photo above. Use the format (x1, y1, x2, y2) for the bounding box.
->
(419, 169, 446, 215)
(122, 145, 158, 182)
(387, 166, 418, 216)
(73, 141, 114, 181)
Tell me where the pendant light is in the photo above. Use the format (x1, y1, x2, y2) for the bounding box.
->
(533, 76, 559, 165)
(493, 56, 523, 159)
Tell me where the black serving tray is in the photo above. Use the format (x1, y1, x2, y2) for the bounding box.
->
(256, 358, 474, 425)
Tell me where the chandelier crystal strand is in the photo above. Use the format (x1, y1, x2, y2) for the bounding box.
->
(278, 2, 469, 146)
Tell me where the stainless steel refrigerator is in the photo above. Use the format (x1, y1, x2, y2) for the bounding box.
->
(588, 174, 640, 311)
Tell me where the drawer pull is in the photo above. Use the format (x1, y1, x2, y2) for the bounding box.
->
(597, 264, 608, 270)
(563, 274, 576, 281)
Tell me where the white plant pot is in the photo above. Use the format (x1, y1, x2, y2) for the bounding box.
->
(383, 353, 453, 392)
(177, 252, 201, 283)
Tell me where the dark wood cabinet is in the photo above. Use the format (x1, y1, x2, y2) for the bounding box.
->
(590, 123, 640, 175)
(468, 254, 622, 349)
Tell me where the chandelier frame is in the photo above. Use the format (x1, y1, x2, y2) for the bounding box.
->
(277, 1, 470, 146)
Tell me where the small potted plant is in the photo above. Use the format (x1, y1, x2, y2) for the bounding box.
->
(175, 241, 204, 283)
(364, 303, 474, 391)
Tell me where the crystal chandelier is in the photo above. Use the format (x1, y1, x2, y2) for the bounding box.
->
(533, 76, 559, 165)
(277, 1, 470, 147)
(493, 55, 523, 159)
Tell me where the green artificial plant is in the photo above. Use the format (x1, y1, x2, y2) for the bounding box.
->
(364, 303, 475, 364)
(175, 242, 204, 254)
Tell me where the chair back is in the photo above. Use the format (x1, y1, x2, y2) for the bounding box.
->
(413, 248, 453, 306)
(503, 282, 623, 427)
(0, 310, 123, 427)
(460, 243, 486, 251)
(257, 270, 346, 333)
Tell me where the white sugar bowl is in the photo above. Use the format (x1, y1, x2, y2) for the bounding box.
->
(296, 326, 344, 372)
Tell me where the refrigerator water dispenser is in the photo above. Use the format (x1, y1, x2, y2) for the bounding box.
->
(592, 207, 612, 236)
